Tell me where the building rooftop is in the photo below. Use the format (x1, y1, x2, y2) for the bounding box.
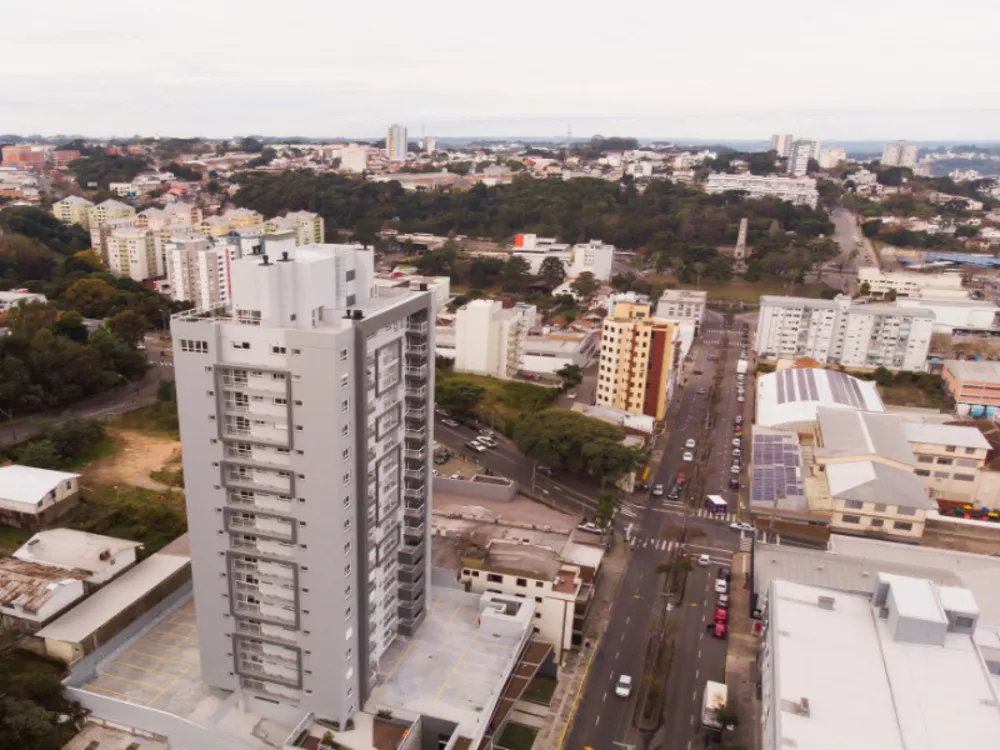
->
(0, 558, 87, 614)
(756, 368, 885, 429)
(35, 552, 189, 644)
(902, 421, 991, 450)
(816, 409, 916, 466)
(57, 195, 93, 206)
(657, 289, 707, 303)
(826, 460, 932, 509)
(94, 199, 133, 211)
(0, 464, 79, 511)
(13, 529, 141, 576)
(767, 577, 1000, 750)
(944, 359, 1000, 383)
(481, 541, 562, 581)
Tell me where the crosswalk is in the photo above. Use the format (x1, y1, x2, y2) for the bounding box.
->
(623, 536, 735, 564)
(657, 500, 738, 523)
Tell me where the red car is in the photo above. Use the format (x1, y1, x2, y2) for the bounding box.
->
(676, 473, 687, 485)
(713, 623, 727, 639)
(714, 608, 728, 624)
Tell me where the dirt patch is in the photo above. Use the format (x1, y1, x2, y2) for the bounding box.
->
(83, 429, 182, 490)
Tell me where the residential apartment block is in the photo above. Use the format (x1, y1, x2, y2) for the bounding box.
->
(704, 173, 819, 208)
(105, 226, 163, 281)
(768, 133, 793, 158)
(387, 124, 408, 161)
(165, 235, 238, 310)
(903, 422, 990, 503)
(265, 211, 325, 246)
(818, 146, 846, 169)
(786, 139, 816, 177)
(453, 299, 527, 379)
(881, 139, 919, 169)
(942, 359, 1000, 412)
(655, 289, 706, 332)
(596, 295, 679, 420)
(755, 295, 933, 371)
(1, 145, 46, 169)
(857, 266, 967, 300)
(512, 234, 615, 281)
(87, 199, 136, 248)
(170, 243, 434, 725)
(52, 195, 94, 228)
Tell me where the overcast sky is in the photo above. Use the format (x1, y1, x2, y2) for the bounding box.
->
(5, 0, 999, 142)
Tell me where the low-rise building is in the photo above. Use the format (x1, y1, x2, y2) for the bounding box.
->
(87, 199, 136, 247)
(13, 529, 142, 591)
(894, 297, 998, 332)
(52, 195, 94, 228)
(459, 538, 601, 659)
(903, 422, 991, 503)
(942, 359, 1000, 414)
(818, 146, 846, 169)
(512, 233, 615, 281)
(0, 558, 88, 632)
(655, 288, 706, 332)
(704, 173, 818, 208)
(760, 574, 999, 750)
(754, 366, 885, 431)
(0, 465, 81, 529)
(453, 299, 527, 379)
(264, 210, 325, 246)
(0, 289, 47, 314)
(857, 266, 968, 300)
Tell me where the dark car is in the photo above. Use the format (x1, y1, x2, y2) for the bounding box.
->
(538, 466, 555, 477)
(718, 568, 732, 582)
(729, 477, 740, 490)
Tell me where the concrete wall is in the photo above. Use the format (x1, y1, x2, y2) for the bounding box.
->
(433, 475, 518, 502)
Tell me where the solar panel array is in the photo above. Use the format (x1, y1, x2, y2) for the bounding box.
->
(750, 433, 805, 508)
(773, 368, 867, 410)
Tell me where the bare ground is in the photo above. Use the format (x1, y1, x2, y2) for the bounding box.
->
(83, 429, 182, 490)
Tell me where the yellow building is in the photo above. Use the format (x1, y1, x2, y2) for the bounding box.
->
(264, 211, 325, 246)
(221, 207, 263, 228)
(595, 295, 679, 421)
(52, 196, 94, 228)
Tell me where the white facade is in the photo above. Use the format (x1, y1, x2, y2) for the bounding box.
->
(882, 140, 919, 169)
(0, 290, 47, 313)
(512, 235, 615, 281)
(0, 465, 80, 519)
(387, 124, 408, 161)
(655, 289, 706, 330)
(339, 144, 369, 173)
(769, 134, 794, 158)
(105, 226, 162, 281)
(755, 295, 933, 371)
(704, 173, 818, 208)
(170, 243, 434, 724)
(895, 298, 998, 333)
(787, 139, 815, 177)
(454, 299, 526, 379)
(165, 235, 238, 309)
(13, 529, 140, 588)
(818, 146, 847, 169)
(857, 267, 967, 300)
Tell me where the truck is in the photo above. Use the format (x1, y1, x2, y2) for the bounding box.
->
(701, 680, 728, 730)
(736, 359, 749, 375)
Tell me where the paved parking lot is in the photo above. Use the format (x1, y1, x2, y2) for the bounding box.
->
(84, 600, 207, 713)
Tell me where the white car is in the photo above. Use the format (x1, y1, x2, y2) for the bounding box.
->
(714, 578, 728, 595)
(684, 438, 696, 449)
(729, 522, 754, 532)
(614, 674, 633, 698)
(465, 441, 486, 453)
(682, 451, 694, 462)
(477, 436, 498, 448)
(730, 465, 740, 474)
(697, 554, 710, 567)
(732, 438, 741, 448)
(652, 484, 665, 497)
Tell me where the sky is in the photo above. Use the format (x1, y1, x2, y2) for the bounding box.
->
(4, 0, 1000, 142)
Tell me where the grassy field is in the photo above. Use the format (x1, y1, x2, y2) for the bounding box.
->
(878, 383, 943, 408)
(436, 370, 558, 432)
(108, 403, 180, 439)
(496, 723, 538, 750)
(0, 524, 33, 553)
(521, 675, 558, 705)
(648, 276, 838, 304)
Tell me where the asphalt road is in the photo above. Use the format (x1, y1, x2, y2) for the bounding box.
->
(0, 332, 175, 446)
(566, 311, 752, 750)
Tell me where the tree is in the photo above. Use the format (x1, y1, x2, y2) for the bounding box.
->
(436, 379, 487, 415)
(538, 256, 566, 281)
(501, 255, 532, 292)
(240, 137, 264, 153)
(595, 492, 620, 528)
(107, 309, 149, 347)
(14, 439, 62, 469)
(692, 261, 707, 290)
(861, 219, 882, 238)
(873, 366, 894, 387)
(0, 696, 62, 750)
(570, 272, 599, 303)
(556, 364, 583, 391)
(4, 301, 59, 339)
(52, 311, 89, 344)
(62, 277, 116, 315)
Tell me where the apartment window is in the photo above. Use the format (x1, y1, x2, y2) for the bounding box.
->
(873, 503, 887, 512)
(933, 471, 950, 479)
(345, 586, 351, 599)
(964, 447, 977, 455)
(535, 581, 544, 588)
(893, 521, 914, 532)
(345, 648, 352, 661)
(346, 269, 356, 282)
(342, 424, 350, 437)
(345, 542, 351, 556)
(945, 445, 956, 453)
(344, 564, 351, 578)
(936, 457, 954, 465)
(343, 495, 351, 509)
(341, 374, 349, 388)
(292, 349, 301, 355)
(870, 518, 885, 528)
(916, 455, 933, 464)
(340, 348, 349, 362)
(343, 472, 351, 485)
(915, 469, 931, 477)
(342, 448, 350, 461)
(955, 473, 976, 482)
(272, 345, 287, 355)
(341, 399, 349, 413)
(535, 597, 543, 603)
(516, 578, 528, 587)
(345, 608, 352, 620)
(844, 500, 864, 510)
(841, 515, 861, 524)
(486, 573, 503, 584)
(232, 341, 250, 350)
(897, 506, 917, 516)
(344, 519, 351, 532)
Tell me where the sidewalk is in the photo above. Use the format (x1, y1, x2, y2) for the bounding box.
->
(534, 531, 630, 750)
(725, 552, 760, 750)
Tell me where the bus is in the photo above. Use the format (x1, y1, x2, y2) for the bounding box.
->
(701, 680, 727, 730)
(705, 495, 727, 516)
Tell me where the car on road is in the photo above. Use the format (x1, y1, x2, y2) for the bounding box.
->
(578, 522, 602, 533)
(729, 477, 740, 490)
(730, 464, 740, 474)
(652, 484, 665, 497)
(682, 451, 694, 462)
(707, 354, 714, 361)
(538, 466, 554, 477)
(668, 487, 681, 500)
(713, 623, 728, 639)
(718, 568, 732, 582)
(479, 429, 495, 438)
(714, 578, 728, 595)
(733, 447, 741, 458)
(717, 593, 731, 609)
(693, 369, 703, 375)
(714, 608, 728, 624)
(729, 522, 754, 532)
(477, 436, 498, 448)
(732, 438, 741, 448)
(734, 415, 743, 425)
(441, 418, 461, 428)
(615, 674, 633, 698)
(684, 438, 696, 449)
(465, 441, 487, 453)
(676, 473, 687, 485)
(697, 554, 711, 567)
(734, 425, 743, 435)
(697, 387, 707, 395)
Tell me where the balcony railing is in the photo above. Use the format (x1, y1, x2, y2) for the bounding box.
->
(405, 425, 427, 443)
(407, 320, 429, 335)
(404, 466, 425, 481)
(404, 446, 426, 462)
(405, 385, 428, 401)
(403, 522, 425, 539)
(404, 484, 425, 500)
(405, 405, 426, 422)
(405, 344, 428, 358)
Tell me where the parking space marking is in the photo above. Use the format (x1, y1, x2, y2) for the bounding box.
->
(128, 649, 197, 666)
(435, 631, 480, 700)
(97, 671, 163, 690)
(87, 684, 148, 703)
(114, 661, 175, 677)
(145, 661, 197, 707)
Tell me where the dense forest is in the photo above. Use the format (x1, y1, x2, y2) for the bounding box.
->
(233, 172, 833, 249)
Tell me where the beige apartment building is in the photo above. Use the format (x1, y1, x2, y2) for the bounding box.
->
(903, 422, 991, 503)
(87, 199, 135, 247)
(458, 539, 601, 659)
(596, 295, 679, 421)
(265, 211, 325, 246)
(105, 227, 161, 282)
(52, 195, 94, 228)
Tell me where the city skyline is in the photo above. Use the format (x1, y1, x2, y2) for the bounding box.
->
(5, 0, 1000, 140)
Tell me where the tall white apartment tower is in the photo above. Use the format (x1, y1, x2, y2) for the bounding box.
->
(170, 244, 434, 725)
(787, 140, 816, 177)
(882, 140, 919, 169)
(387, 124, 408, 161)
(769, 134, 794, 158)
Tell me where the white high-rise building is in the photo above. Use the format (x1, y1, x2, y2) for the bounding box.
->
(769, 134, 794, 158)
(818, 146, 847, 170)
(882, 140, 919, 169)
(170, 243, 434, 725)
(105, 226, 162, 281)
(453, 299, 526, 379)
(422, 136, 436, 154)
(787, 139, 817, 177)
(165, 235, 239, 309)
(387, 124, 408, 161)
(755, 294, 934, 371)
(339, 144, 369, 173)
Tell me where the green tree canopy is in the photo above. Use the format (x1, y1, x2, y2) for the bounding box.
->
(436, 379, 487, 414)
(570, 272, 599, 303)
(538, 256, 566, 281)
